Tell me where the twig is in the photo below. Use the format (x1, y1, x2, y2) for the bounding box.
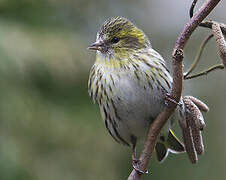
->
(185, 22, 226, 80)
(190, 0, 198, 18)
(185, 64, 224, 80)
(190, 0, 226, 35)
(200, 21, 226, 35)
(127, 0, 221, 179)
(186, 0, 225, 80)
(184, 34, 213, 78)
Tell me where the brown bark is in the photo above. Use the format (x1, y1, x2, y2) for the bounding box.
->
(127, 0, 221, 179)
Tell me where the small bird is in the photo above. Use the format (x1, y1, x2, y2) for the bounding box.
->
(88, 17, 185, 172)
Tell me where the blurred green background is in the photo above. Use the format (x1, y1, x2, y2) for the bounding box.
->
(0, 0, 225, 179)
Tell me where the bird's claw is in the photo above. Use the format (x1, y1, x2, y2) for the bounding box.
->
(165, 93, 182, 107)
(132, 159, 149, 174)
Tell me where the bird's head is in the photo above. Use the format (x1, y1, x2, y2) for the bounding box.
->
(88, 17, 151, 59)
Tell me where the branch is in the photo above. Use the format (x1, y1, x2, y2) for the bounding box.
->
(127, 0, 221, 179)
(184, 34, 213, 78)
(200, 21, 226, 35)
(184, 21, 226, 80)
(190, 0, 226, 35)
(185, 64, 224, 80)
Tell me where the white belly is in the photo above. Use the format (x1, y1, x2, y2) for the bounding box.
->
(99, 71, 168, 145)
(114, 74, 165, 141)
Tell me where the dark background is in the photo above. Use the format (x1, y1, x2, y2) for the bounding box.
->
(0, 0, 225, 179)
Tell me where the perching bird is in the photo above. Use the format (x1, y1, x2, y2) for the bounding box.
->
(88, 17, 185, 172)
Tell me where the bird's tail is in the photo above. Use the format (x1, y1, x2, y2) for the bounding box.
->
(155, 129, 185, 162)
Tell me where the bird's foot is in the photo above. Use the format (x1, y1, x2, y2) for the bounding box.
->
(132, 159, 148, 174)
(165, 93, 182, 107)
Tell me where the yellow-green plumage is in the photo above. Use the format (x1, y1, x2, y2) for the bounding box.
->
(88, 17, 185, 165)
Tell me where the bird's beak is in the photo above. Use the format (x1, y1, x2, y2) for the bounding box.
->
(88, 40, 104, 51)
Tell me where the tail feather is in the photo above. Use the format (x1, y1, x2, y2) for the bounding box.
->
(167, 129, 185, 153)
(155, 142, 169, 163)
(155, 129, 185, 162)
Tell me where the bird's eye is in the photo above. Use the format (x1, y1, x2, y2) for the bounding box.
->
(111, 37, 120, 44)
